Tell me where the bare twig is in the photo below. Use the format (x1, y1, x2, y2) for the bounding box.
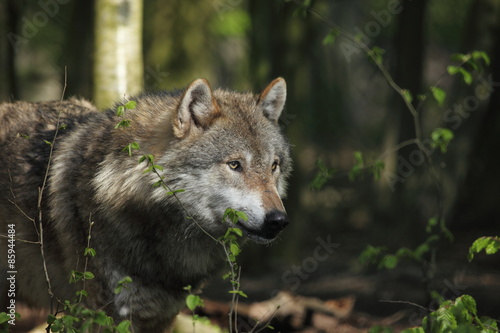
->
(60, 66, 68, 101)
(380, 299, 429, 312)
(38, 106, 65, 312)
(0, 233, 40, 244)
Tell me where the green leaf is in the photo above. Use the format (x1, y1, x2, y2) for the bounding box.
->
(430, 86, 446, 107)
(459, 67, 473, 85)
(114, 276, 133, 294)
(165, 189, 185, 196)
(0, 312, 10, 324)
(50, 319, 62, 331)
(471, 50, 491, 66)
(369, 46, 385, 64)
(372, 160, 385, 181)
(229, 290, 248, 298)
(236, 210, 249, 221)
(223, 208, 247, 224)
(431, 128, 454, 153)
(395, 247, 412, 258)
(458, 295, 478, 316)
(468, 236, 500, 261)
(448, 65, 473, 85)
(116, 105, 125, 116)
(76, 289, 88, 298)
(44, 140, 53, 146)
(84, 247, 96, 257)
(359, 245, 385, 265)
(139, 154, 154, 165)
(229, 227, 243, 237)
(426, 216, 438, 233)
(401, 89, 413, 104)
(186, 294, 204, 311)
(115, 320, 132, 333)
(322, 29, 339, 46)
(230, 243, 240, 257)
(348, 151, 364, 181)
(69, 270, 83, 283)
(153, 164, 164, 171)
(124, 101, 137, 109)
(378, 254, 398, 270)
(46, 314, 57, 325)
(447, 65, 460, 75)
(122, 142, 140, 157)
(83, 271, 95, 280)
(413, 243, 430, 261)
(114, 119, 132, 129)
(310, 159, 336, 190)
(92, 311, 112, 326)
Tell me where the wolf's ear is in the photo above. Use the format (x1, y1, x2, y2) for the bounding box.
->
(257, 77, 287, 123)
(173, 79, 220, 138)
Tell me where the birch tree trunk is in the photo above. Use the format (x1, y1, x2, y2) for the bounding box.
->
(94, 0, 143, 109)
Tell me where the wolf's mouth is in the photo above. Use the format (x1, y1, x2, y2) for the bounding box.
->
(236, 223, 278, 244)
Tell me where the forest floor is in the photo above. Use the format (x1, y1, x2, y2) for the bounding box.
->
(194, 264, 500, 333)
(15, 262, 499, 333)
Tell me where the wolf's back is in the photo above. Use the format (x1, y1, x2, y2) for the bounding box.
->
(0, 99, 102, 308)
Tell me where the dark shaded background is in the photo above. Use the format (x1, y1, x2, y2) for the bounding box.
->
(1, 0, 499, 326)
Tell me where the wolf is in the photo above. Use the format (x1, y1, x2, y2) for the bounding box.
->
(0, 78, 292, 332)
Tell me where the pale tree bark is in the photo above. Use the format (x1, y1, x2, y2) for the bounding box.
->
(94, 0, 143, 109)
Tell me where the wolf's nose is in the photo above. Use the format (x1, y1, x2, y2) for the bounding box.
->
(265, 210, 289, 232)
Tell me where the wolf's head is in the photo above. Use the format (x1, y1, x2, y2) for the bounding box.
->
(158, 78, 292, 244)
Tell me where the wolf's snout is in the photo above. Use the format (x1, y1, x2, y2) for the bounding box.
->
(264, 210, 289, 233)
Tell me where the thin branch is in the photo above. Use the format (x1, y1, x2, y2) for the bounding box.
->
(0, 233, 40, 244)
(379, 299, 429, 312)
(38, 107, 65, 311)
(60, 65, 68, 101)
(7, 199, 36, 224)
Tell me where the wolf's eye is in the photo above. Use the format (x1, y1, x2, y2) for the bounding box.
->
(227, 161, 242, 171)
(272, 161, 279, 172)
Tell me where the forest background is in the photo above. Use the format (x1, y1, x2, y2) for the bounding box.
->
(1, 0, 499, 329)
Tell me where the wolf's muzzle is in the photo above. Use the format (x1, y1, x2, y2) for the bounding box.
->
(238, 210, 289, 244)
(257, 210, 289, 242)
(264, 210, 289, 234)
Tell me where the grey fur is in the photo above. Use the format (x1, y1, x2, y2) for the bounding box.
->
(0, 79, 291, 332)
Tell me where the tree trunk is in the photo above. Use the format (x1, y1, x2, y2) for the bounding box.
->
(93, 0, 144, 109)
(379, 0, 428, 210)
(0, 0, 20, 101)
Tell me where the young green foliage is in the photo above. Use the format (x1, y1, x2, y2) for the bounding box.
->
(348, 151, 364, 181)
(468, 236, 500, 261)
(322, 28, 340, 47)
(431, 128, 454, 154)
(114, 276, 133, 295)
(114, 100, 136, 129)
(430, 86, 446, 106)
(310, 159, 337, 190)
(122, 142, 140, 157)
